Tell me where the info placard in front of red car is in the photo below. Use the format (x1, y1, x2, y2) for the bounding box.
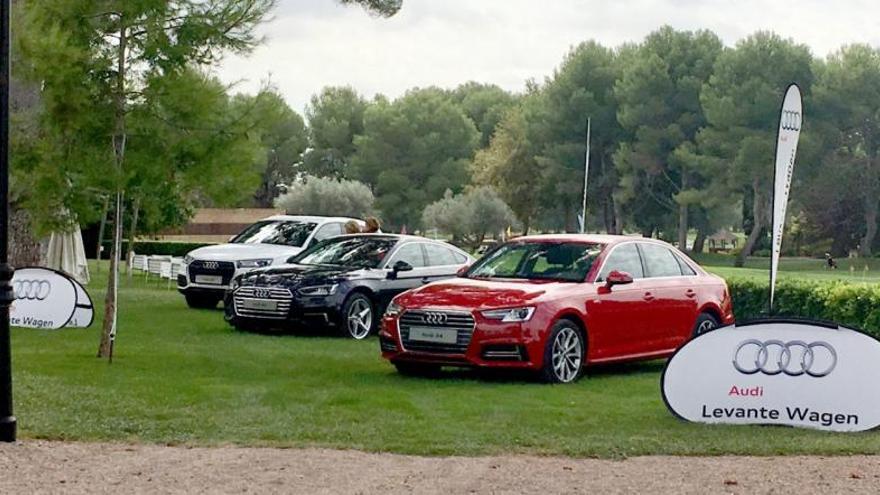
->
(662, 320, 880, 432)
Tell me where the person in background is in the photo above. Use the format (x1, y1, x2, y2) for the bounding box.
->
(344, 220, 362, 234)
(363, 216, 381, 233)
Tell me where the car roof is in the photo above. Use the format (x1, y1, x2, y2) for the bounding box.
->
(512, 233, 674, 247)
(261, 215, 362, 224)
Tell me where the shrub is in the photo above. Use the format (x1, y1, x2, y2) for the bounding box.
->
(727, 278, 880, 338)
(275, 175, 374, 218)
(101, 241, 214, 258)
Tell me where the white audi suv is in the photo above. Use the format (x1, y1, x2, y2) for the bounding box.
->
(177, 215, 364, 308)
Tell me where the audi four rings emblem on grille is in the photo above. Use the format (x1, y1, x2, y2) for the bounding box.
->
(254, 289, 270, 298)
(423, 312, 447, 325)
(733, 339, 837, 377)
(13, 279, 52, 300)
(203, 261, 219, 270)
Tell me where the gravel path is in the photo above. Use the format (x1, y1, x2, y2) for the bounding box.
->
(2, 441, 880, 494)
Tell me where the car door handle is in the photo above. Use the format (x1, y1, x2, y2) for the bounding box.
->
(685, 289, 697, 298)
(643, 292, 655, 301)
(421, 277, 431, 284)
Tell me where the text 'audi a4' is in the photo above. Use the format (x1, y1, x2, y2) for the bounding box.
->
(225, 234, 473, 338)
(380, 234, 733, 383)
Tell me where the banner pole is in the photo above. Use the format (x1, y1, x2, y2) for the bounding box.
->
(0, 0, 17, 442)
(580, 117, 591, 234)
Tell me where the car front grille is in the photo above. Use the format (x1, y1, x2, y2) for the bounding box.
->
(399, 309, 475, 354)
(233, 287, 292, 319)
(189, 260, 236, 285)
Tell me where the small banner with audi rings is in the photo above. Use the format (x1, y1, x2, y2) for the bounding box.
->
(10, 267, 94, 330)
(662, 320, 880, 432)
(770, 84, 803, 310)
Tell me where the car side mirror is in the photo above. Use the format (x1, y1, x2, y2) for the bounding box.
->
(456, 264, 471, 277)
(604, 270, 633, 288)
(387, 260, 413, 279)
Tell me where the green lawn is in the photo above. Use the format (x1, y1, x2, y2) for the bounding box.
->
(9, 259, 880, 457)
(695, 253, 880, 283)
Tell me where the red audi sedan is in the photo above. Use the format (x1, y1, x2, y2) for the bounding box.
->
(379, 234, 733, 383)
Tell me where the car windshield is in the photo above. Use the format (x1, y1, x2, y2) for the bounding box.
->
(467, 241, 603, 282)
(292, 237, 397, 269)
(230, 220, 317, 247)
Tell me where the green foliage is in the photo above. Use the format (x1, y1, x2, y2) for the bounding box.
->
(352, 88, 480, 229)
(472, 106, 540, 232)
(238, 89, 309, 207)
(15, 0, 274, 234)
(697, 32, 813, 259)
(275, 175, 375, 218)
(728, 278, 880, 336)
(302, 86, 367, 179)
(422, 186, 517, 249)
(613, 26, 723, 241)
(532, 41, 623, 232)
(450, 82, 518, 147)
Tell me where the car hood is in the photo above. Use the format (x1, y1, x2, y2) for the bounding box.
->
(397, 277, 566, 311)
(187, 243, 304, 263)
(239, 263, 381, 287)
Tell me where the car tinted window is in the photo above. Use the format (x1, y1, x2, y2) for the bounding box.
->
(294, 236, 397, 269)
(597, 243, 644, 281)
(230, 220, 317, 247)
(640, 243, 683, 278)
(468, 242, 602, 282)
(313, 222, 343, 241)
(424, 243, 459, 266)
(675, 252, 697, 276)
(387, 242, 426, 268)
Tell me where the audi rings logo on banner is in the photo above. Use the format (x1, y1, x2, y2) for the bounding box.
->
(423, 312, 448, 325)
(733, 339, 837, 377)
(781, 110, 801, 131)
(13, 279, 52, 301)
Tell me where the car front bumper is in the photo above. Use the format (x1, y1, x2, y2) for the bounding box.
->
(379, 310, 545, 370)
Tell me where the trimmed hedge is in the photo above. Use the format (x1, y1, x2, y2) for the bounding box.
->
(728, 278, 880, 337)
(100, 241, 215, 258)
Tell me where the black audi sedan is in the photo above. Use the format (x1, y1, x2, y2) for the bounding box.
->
(224, 234, 474, 338)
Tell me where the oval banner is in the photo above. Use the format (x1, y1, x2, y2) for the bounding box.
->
(662, 320, 880, 432)
(10, 267, 86, 330)
(68, 275, 95, 328)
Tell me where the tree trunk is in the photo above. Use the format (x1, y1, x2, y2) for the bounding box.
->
(612, 197, 624, 235)
(692, 228, 707, 254)
(861, 195, 877, 257)
(99, 21, 127, 359)
(95, 196, 109, 266)
(125, 196, 140, 276)
(98, 193, 123, 358)
(9, 205, 42, 268)
(736, 180, 764, 267)
(677, 204, 688, 251)
(860, 155, 878, 256)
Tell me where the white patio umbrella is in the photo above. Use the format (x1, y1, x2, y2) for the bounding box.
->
(46, 225, 90, 285)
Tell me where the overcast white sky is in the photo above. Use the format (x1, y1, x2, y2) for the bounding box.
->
(216, 0, 880, 113)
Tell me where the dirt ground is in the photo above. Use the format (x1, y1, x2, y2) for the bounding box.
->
(2, 441, 880, 494)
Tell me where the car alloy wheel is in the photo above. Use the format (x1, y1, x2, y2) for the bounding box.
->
(346, 297, 373, 339)
(551, 326, 582, 383)
(692, 313, 719, 337)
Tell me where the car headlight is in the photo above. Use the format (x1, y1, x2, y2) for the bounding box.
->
(385, 300, 403, 317)
(297, 284, 338, 297)
(237, 258, 272, 269)
(183, 254, 194, 265)
(481, 307, 535, 322)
